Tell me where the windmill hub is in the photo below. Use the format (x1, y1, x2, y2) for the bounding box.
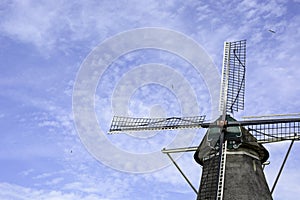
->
(216, 120, 227, 127)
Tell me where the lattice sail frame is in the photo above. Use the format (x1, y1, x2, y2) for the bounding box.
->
(219, 40, 246, 113)
(109, 115, 206, 133)
(245, 119, 300, 143)
(217, 117, 300, 143)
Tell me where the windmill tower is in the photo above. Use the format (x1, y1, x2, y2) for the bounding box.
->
(109, 40, 300, 199)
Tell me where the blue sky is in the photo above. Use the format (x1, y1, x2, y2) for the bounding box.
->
(0, 0, 299, 199)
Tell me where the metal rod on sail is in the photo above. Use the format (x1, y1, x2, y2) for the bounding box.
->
(164, 150, 198, 194)
(242, 113, 300, 119)
(271, 139, 295, 194)
(225, 117, 300, 126)
(161, 147, 198, 154)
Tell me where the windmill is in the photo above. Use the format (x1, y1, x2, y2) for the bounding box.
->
(108, 40, 300, 199)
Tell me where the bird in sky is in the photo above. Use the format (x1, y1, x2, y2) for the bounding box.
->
(268, 29, 276, 33)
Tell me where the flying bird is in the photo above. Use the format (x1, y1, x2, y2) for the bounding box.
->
(268, 29, 276, 33)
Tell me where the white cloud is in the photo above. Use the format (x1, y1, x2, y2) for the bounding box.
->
(1, 1, 63, 50)
(0, 182, 107, 200)
(0, 0, 180, 55)
(45, 177, 64, 186)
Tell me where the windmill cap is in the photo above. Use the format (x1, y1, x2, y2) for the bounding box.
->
(194, 115, 269, 165)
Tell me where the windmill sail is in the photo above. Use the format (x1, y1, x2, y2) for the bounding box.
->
(240, 118, 300, 143)
(219, 40, 246, 114)
(109, 115, 206, 133)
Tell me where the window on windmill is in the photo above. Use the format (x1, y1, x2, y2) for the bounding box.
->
(226, 127, 242, 139)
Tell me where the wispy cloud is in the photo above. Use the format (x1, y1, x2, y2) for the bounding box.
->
(0, 182, 108, 200)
